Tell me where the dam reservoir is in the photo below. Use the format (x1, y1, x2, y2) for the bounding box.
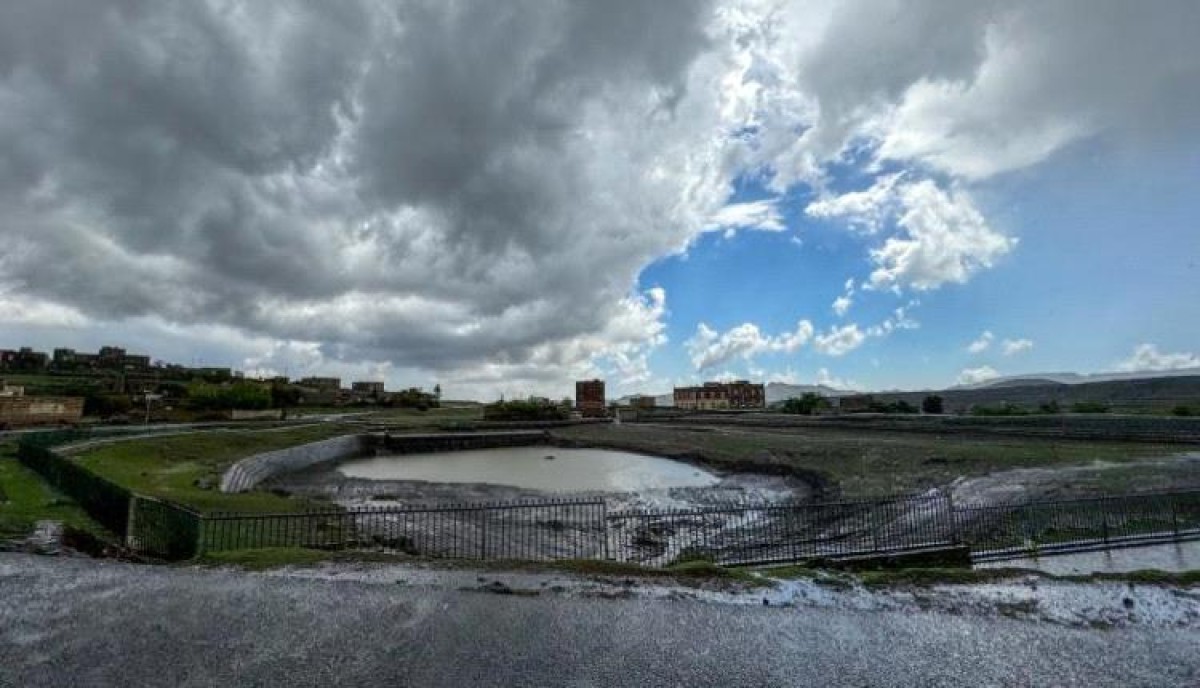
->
(337, 445, 721, 492)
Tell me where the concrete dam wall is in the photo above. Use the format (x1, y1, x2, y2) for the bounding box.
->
(220, 430, 548, 493)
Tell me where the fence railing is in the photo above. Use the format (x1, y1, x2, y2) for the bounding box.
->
(14, 431, 1200, 565)
(201, 499, 610, 561)
(16, 437, 133, 535)
(956, 490, 1200, 560)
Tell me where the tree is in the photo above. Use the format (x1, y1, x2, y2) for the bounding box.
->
(781, 393, 828, 415)
(433, 383, 442, 400)
(921, 395, 944, 414)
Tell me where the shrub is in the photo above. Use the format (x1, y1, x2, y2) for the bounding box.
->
(921, 395, 944, 414)
(781, 393, 829, 415)
(1070, 401, 1110, 414)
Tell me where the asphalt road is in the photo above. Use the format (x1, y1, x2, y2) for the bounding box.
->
(2, 554, 1198, 687)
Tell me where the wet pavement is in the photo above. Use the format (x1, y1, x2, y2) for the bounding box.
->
(2, 553, 1199, 687)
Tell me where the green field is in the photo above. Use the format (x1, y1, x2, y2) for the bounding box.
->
(552, 422, 1188, 496)
(69, 425, 359, 513)
(0, 441, 100, 539)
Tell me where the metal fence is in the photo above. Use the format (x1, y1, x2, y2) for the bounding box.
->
(608, 494, 957, 567)
(956, 490, 1200, 560)
(16, 438, 133, 535)
(200, 499, 610, 561)
(14, 431, 1200, 565)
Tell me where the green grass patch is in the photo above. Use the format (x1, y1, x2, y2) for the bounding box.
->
(0, 441, 102, 539)
(69, 425, 355, 513)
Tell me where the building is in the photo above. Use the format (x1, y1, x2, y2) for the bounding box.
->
(630, 395, 657, 409)
(575, 379, 607, 417)
(834, 394, 875, 414)
(674, 380, 765, 410)
(298, 376, 342, 390)
(0, 347, 49, 372)
(53, 346, 150, 371)
(0, 381, 25, 397)
(351, 381, 386, 398)
(0, 396, 84, 428)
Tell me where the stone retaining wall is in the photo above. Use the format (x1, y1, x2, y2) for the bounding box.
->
(220, 430, 550, 493)
(220, 435, 369, 493)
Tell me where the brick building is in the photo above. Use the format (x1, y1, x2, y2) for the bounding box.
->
(674, 380, 765, 410)
(575, 379, 607, 417)
(0, 396, 84, 428)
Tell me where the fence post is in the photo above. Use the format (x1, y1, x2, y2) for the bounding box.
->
(1170, 496, 1179, 539)
(479, 511, 488, 560)
(601, 501, 611, 561)
(945, 493, 960, 545)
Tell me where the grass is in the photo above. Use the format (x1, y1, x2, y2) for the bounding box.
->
(69, 424, 357, 513)
(552, 422, 1186, 497)
(0, 441, 101, 539)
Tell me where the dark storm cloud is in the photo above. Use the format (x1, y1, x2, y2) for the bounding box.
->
(0, 0, 719, 372)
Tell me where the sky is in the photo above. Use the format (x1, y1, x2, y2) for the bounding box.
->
(1, 0, 1198, 400)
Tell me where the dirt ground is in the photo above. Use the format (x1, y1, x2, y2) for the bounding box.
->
(551, 421, 1199, 499)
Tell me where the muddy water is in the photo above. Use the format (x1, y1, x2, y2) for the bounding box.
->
(337, 445, 721, 492)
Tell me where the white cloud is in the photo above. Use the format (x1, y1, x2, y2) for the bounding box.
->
(1001, 338, 1034, 356)
(813, 323, 865, 356)
(967, 330, 994, 354)
(832, 296, 852, 317)
(805, 174, 904, 233)
(1114, 344, 1200, 373)
(706, 199, 786, 236)
(865, 301, 920, 338)
(868, 182, 1016, 291)
(958, 365, 1000, 385)
(685, 318, 814, 370)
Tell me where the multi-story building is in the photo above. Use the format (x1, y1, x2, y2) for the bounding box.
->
(575, 379, 607, 417)
(53, 346, 149, 371)
(351, 381, 386, 398)
(298, 376, 342, 390)
(674, 380, 765, 410)
(0, 347, 49, 372)
(630, 395, 657, 409)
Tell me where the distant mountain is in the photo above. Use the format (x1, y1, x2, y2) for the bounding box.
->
(955, 367, 1200, 391)
(765, 382, 853, 404)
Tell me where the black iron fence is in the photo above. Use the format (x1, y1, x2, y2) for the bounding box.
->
(609, 494, 957, 567)
(201, 499, 609, 561)
(14, 430, 1200, 565)
(957, 490, 1200, 560)
(16, 436, 132, 535)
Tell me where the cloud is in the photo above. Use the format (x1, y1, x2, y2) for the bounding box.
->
(685, 318, 814, 370)
(1001, 338, 1034, 356)
(958, 365, 1000, 385)
(967, 331, 995, 353)
(706, 199, 786, 236)
(2, 1, 1197, 397)
(867, 182, 1016, 291)
(0, 1, 725, 398)
(813, 323, 865, 356)
(1114, 344, 1200, 373)
(805, 174, 903, 233)
(831, 296, 852, 317)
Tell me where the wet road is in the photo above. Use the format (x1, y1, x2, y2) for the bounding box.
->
(2, 554, 1198, 687)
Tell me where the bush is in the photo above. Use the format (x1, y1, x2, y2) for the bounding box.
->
(921, 395, 944, 414)
(185, 382, 272, 411)
(1038, 400, 1061, 414)
(781, 393, 829, 415)
(970, 403, 1029, 417)
(1070, 401, 1110, 414)
(482, 398, 567, 421)
(1172, 405, 1195, 417)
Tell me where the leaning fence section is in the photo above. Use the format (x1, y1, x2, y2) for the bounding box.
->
(200, 499, 610, 561)
(608, 494, 957, 567)
(956, 490, 1200, 560)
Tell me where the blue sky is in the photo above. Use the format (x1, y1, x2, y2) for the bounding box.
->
(1, 1, 1198, 399)
(634, 135, 1200, 392)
